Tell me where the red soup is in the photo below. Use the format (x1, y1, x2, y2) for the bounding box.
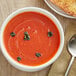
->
(3, 12, 60, 66)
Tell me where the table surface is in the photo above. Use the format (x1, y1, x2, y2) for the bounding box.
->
(0, 0, 76, 76)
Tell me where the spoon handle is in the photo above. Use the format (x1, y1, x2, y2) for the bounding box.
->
(65, 56, 75, 76)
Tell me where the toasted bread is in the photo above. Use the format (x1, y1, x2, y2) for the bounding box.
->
(50, 0, 76, 16)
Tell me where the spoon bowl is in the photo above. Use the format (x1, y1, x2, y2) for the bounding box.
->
(68, 34, 76, 57)
(65, 34, 76, 76)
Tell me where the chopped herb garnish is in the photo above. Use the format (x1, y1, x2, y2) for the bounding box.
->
(48, 32, 53, 37)
(24, 32, 30, 40)
(35, 53, 41, 57)
(17, 57, 21, 61)
(10, 32, 16, 37)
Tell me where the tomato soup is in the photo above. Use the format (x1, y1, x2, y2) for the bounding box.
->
(3, 12, 60, 66)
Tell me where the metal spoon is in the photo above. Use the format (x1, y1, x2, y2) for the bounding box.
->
(65, 34, 76, 76)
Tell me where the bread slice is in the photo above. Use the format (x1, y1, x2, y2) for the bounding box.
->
(50, 0, 76, 17)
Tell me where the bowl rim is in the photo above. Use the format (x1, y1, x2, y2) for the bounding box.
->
(0, 7, 64, 72)
(44, 0, 76, 19)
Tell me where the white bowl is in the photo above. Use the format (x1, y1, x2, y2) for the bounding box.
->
(0, 7, 64, 72)
(44, 0, 76, 19)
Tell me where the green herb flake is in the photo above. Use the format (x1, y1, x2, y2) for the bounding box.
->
(17, 57, 21, 61)
(48, 32, 53, 37)
(35, 53, 41, 57)
(10, 32, 16, 37)
(24, 32, 30, 40)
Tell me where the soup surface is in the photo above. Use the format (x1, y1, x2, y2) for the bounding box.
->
(3, 12, 60, 66)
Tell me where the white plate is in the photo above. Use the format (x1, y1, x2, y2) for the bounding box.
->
(44, 0, 76, 19)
